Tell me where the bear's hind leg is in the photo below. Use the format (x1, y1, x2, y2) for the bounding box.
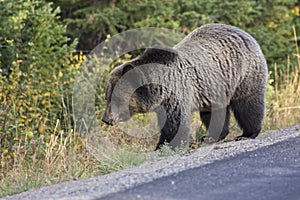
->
(200, 107, 230, 143)
(230, 96, 265, 139)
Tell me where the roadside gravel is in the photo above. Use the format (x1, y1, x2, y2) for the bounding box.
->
(3, 124, 300, 200)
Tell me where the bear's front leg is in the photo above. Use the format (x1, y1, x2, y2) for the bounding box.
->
(155, 104, 191, 150)
(200, 107, 230, 143)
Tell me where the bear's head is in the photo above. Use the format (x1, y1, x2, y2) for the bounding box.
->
(101, 47, 178, 125)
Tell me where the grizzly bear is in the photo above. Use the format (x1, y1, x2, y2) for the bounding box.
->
(102, 24, 268, 150)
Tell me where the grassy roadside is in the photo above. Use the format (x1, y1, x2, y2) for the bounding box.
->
(264, 27, 300, 131)
(0, 37, 299, 198)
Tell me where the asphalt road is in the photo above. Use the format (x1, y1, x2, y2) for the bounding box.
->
(100, 136, 300, 200)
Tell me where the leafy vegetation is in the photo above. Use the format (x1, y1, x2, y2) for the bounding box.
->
(55, 0, 300, 67)
(0, 0, 300, 197)
(0, 0, 79, 172)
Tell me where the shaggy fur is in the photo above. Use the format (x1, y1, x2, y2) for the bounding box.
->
(102, 24, 268, 149)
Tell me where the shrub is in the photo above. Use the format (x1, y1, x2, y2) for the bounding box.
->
(0, 0, 78, 171)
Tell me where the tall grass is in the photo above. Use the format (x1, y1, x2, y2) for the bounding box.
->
(264, 26, 300, 130)
(1, 32, 300, 198)
(0, 122, 99, 197)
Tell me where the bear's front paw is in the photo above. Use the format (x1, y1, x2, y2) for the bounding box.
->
(201, 136, 217, 144)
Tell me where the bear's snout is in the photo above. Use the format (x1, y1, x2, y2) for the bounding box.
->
(101, 115, 113, 125)
(102, 113, 119, 126)
(102, 105, 119, 126)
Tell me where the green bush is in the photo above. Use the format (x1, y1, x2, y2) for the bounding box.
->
(0, 0, 78, 169)
(0, 0, 77, 76)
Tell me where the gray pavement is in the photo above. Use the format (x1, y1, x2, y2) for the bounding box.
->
(3, 124, 300, 200)
(100, 135, 300, 200)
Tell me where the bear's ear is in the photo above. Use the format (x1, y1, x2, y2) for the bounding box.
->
(142, 47, 178, 64)
(122, 63, 134, 75)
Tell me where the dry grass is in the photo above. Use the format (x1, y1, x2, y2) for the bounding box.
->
(0, 116, 170, 197)
(0, 126, 100, 197)
(264, 26, 300, 130)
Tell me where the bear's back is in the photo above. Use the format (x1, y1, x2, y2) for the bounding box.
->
(173, 23, 267, 79)
(173, 24, 268, 105)
(178, 24, 261, 54)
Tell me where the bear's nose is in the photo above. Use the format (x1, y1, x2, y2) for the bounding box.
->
(102, 117, 112, 125)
